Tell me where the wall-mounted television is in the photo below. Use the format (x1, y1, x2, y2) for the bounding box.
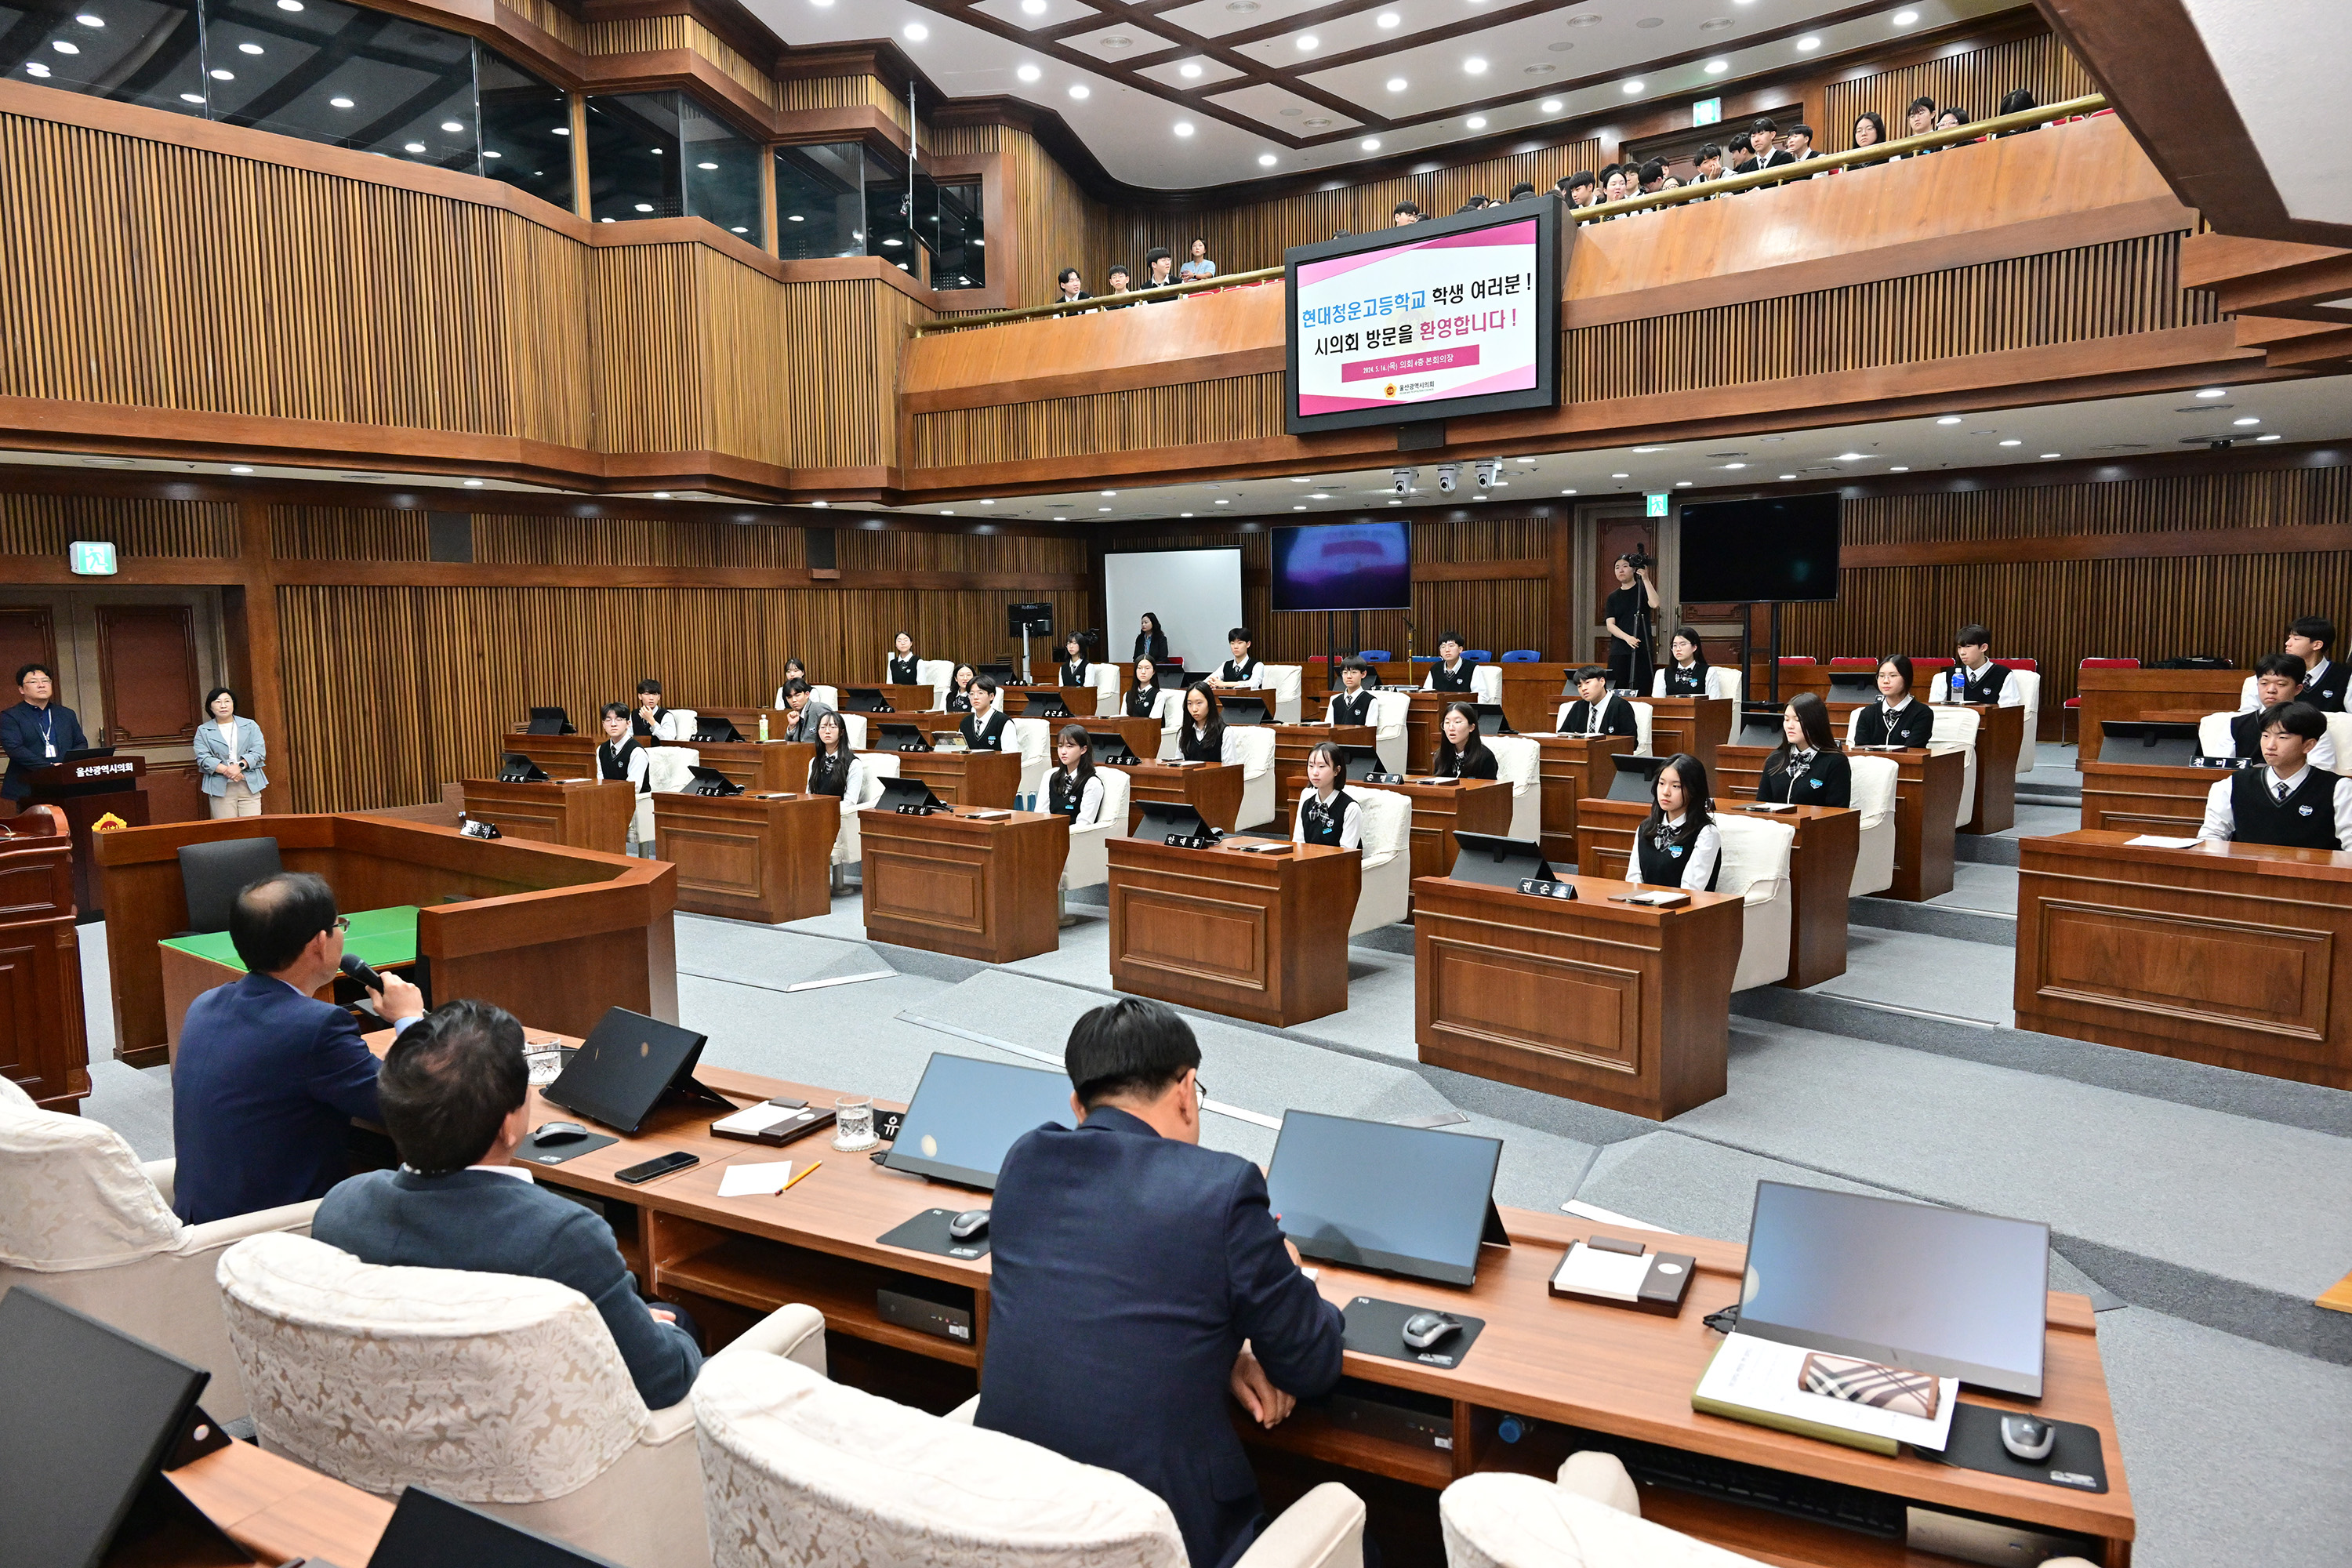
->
(1272, 522, 1411, 612)
(1676, 493, 1842, 603)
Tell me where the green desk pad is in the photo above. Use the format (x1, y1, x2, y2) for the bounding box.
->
(161, 906, 420, 972)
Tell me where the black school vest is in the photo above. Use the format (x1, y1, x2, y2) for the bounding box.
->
(962, 711, 1007, 750)
(1125, 685, 1160, 718)
(1047, 768, 1091, 819)
(1298, 787, 1356, 846)
(808, 750, 854, 798)
(887, 654, 920, 685)
(1954, 662, 2008, 704)
(1429, 660, 1477, 692)
(1664, 664, 1707, 696)
(2230, 767, 2342, 849)
(1636, 821, 1720, 890)
(1329, 689, 1375, 725)
(597, 739, 647, 793)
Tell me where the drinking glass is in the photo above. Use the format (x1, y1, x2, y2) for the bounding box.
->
(833, 1095, 878, 1151)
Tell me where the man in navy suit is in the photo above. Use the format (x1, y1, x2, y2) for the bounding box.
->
(314, 1000, 703, 1408)
(172, 872, 424, 1225)
(978, 1000, 1345, 1568)
(1, 662, 89, 803)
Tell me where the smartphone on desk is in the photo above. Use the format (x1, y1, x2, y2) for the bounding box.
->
(615, 1150, 699, 1185)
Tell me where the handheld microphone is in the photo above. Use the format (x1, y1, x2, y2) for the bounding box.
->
(339, 953, 384, 993)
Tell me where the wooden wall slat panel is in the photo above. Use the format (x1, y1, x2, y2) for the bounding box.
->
(268, 506, 428, 561)
(1821, 34, 2095, 148)
(468, 514, 806, 567)
(0, 493, 238, 557)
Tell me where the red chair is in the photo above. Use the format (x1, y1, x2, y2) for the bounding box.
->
(1827, 657, 1878, 670)
(2063, 658, 2140, 744)
(1775, 656, 1817, 666)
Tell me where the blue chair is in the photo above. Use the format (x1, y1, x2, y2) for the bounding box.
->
(1358, 650, 1392, 662)
(1501, 650, 1541, 662)
(1411, 655, 1439, 663)
(1466, 650, 1494, 662)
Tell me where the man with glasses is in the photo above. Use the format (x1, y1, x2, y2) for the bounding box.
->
(172, 871, 424, 1224)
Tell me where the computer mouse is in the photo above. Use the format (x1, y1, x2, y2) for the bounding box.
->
(1401, 1312, 1461, 1351)
(948, 1209, 991, 1242)
(2000, 1415, 2056, 1463)
(532, 1121, 589, 1145)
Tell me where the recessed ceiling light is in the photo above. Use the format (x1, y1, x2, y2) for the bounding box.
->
(1174, 122, 1193, 136)
(902, 23, 927, 40)
(551, 125, 568, 135)
(1310, 492, 1331, 499)
(23, 63, 50, 76)
(1466, 115, 1486, 129)
(2257, 433, 2282, 441)
(698, 160, 718, 169)
(463, 478, 486, 487)
(1795, 35, 1820, 52)
(229, 465, 254, 474)
(1611, 472, 1629, 478)
(1722, 462, 1745, 470)
(939, 509, 953, 515)
(1069, 83, 1089, 99)
(2233, 416, 2260, 426)
(408, 143, 430, 154)
(1541, 98, 1563, 112)
(1621, 79, 1643, 94)
(1516, 457, 1536, 464)
(1101, 506, 1112, 512)
(1017, 64, 1041, 83)
(1675, 481, 1692, 488)
(2040, 452, 2062, 459)
(1998, 439, 2021, 446)
(239, 42, 263, 55)
(1779, 473, 1795, 479)
(1836, 452, 1867, 461)
(1386, 77, 1407, 92)
(787, 213, 804, 221)
(1360, 137, 1380, 151)
(275, 0, 301, 9)
(1377, 10, 1400, 27)
(1936, 415, 1962, 425)
(654, 492, 673, 500)
(74, 12, 103, 24)
(178, 91, 202, 102)
(1215, 499, 1230, 504)
(1632, 446, 1662, 453)
(1465, 56, 1488, 74)
(1560, 488, 1577, 495)
(1893, 9, 1919, 23)
(1181, 511, 1195, 517)
(1890, 466, 1908, 472)
(2197, 387, 2227, 398)
(1180, 61, 1203, 78)
(811, 499, 828, 507)
(1704, 59, 1729, 74)
(1022, 0, 1045, 13)
(1297, 34, 1318, 50)
(1293, 504, 1306, 510)
(1258, 153, 1276, 166)
(209, 67, 232, 79)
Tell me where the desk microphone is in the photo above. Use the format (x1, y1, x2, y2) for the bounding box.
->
(339, 953, 385, 993)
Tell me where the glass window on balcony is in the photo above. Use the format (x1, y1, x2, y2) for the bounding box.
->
(4, 0, 205, 117)
(862, 140, 915, 276)
(931, 177, 985, 291)
(586, 91, 681, 223)
(678, 93, 759, 241)
(774, 141, 864, 260)
(204, 0, 479, 172)
(475, 45, 570, 211)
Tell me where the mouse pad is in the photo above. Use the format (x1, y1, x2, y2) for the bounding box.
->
(877, 1207, 991, 1261)
(1923, 1403, 2108, 1493)
(517, 1131, 619, 1167)
(1341, 1296, 1486, 1370)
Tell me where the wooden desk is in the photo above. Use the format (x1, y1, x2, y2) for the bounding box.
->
(0, 807, 87, 1109)
(1105, 760, 1245, 833)
(96, 815, 677, 1067)
(2077, 760, 2216, 835)
(459, 777, 633, 855)
(157, 1437, 393, 1567)
(2075, 668, 2242, 764)
(1086, 715, 1167, 763)
(1719, 745, 1962, 902)
(1414, 872, 1744, 1120)
(655, 790, 837, 923)
(1534, 734, 1636, 869)
(2017, 829, 2352, 1088)
(506, 730, 816, 796)
(892, 748, 1022, 810)
(1497, 662, 1577, 735)
(1106, 837, 1356, 1026)
(24, 754, 147, 920)
(1269, 723, 1377, 809)
(1575, 799, 1858, 989)
(1823, 701, 2023, 836)
(1001, 684, 1094, 720)
(1387, 779, 1515, 884)
(858, 806, 1066, 962)
(884, 682, 942, 712)
(1640, 695, 1733, 775)
(1402, 691, 1451, 772)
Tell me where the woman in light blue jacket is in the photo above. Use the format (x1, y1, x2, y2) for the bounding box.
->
(193, 687, 268, 818)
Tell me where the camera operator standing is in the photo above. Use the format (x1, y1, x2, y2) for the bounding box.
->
(1603, 551, 1660, 694)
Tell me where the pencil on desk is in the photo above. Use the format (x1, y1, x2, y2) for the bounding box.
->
(784, 1160, 821, 1190)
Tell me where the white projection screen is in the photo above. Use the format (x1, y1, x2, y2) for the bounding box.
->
(1103, 547, 1243, 670)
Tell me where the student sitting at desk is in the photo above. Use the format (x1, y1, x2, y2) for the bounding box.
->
(781, 678, 834, 745)
(1852, 655, 1933, 749)
(961, 677, 1011, 750)
(1951, 624, 2024, 706)
(887, 631, 920, 688)
(1124, 656, 1164, 719)
(596, 703, 654, 855)
(1059, 632, 1092, 688)
(2197, 702, 2352, 849)
(1178, 684, 1227, 763)
(1757, 693, 1851, 807)
(806, 712, 865, 802)
(1423, 633, 1478, 693)
(313, 1000, 704, 1410)
(1559, 666, 1638, 738)
(2216, 655, 2337, 770)
(1326, 657, 1377, 726)
(630, 677, 688, 741)
(1045, 724, 1105, 826)
(2286, 616, 2345, 712)
(1653, 626, 1711, 697)
(1430, 701, 1498, 780)
(1628, 753, 1722, 891)
(1210, 628, 1262, 690)
(978, 999, 1343, 1568)
(1292, 742, 1363, 849)
(945, 663, 979, 713)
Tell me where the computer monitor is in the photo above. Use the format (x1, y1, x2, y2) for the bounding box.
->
(692, 717, 743, 744)
(1330, 745, 1386, 783)
(61, 746, 116, 761)
(1133, 800, 1212, 844)
(879, 1053, 1077, 1189)
(875, 723, 933, 753)
(2101, 720, 2201, 768)
(0, 1288, 213, 1568)
(1606, 753, 1668, 803)
(371, 1488, 622, 1567)
(1737, 706, 1787, 746)
(1447, 832, 1558, 887)
(1086, 731, 1138, 765)
(1265, 1111, 1505, 1287)
(978, 662, 1017, 682)
(526, 706, 575, 735)
(1180, 671, 1212, 689)
(1025, 691, 1076, 719)
(1221, 695, 1274, 725)
(839, 688, 891, 713)
(1736, 1181, 2050, 1398)
(1828, 671, 1878, 696)
(498, 752, 550, 783)
(685, 765, 743, 797)
(1153, 667, 1189, 691)
(1472, 703, 1514, 736)
(875, 776, 944, 814)
(540, 1008, 724, 1134)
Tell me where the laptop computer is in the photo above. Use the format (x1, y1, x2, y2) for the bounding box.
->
(498, 752, 550, 783)
(1330, 744, 1387, 783)
(1086, 731, 1138, 765)
(875, 723, 932, 752)
(839, 688, 891, 713)
(540, 1007, 728, 1134)
(875, 776, 944, 814)
(1472, 703, 1514, 735)
(526, 706, 576, 735)
(1828, 671, 1878, 696)
(978, 662, 1016, 682)
(1221, 695, 1273, 725)
(2101, 720, 2202, 768)
(370, 1488, 624, 1567)
(691, 717, 742, 744)
(685, 765, 742, 797)
(1132, 800, 1212, 844)
(1737, 706, 1787, 746)
(1153, 667, 1189, 691)
(1447, 832, 1559, 887)
(931, 730, 971, 753)
(1180, 671, 1212, 689)
(1025, 691, 1076, 719)
(1606, 753, 1669, 802)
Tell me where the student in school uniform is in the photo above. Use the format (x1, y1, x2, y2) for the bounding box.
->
(1852, 655, 1933, 749)
(805, 711, 866, 804)
(1210, 629, 1262, 690)
(1558, 666, 1637, 739)
(1058, 633, 1092, 688)
(596, 703, 655, 856)
(2216, 655, 2338, 769)
(1949, 624, 2025, 706)
(961, 677, 1011, 751)
(1423, 633, 1479, 694)
(1178, 684, 1227, 764)
(1653, 627, 1711, 698)
(1044, 724, 1105, 828)
(1628, 753, 1722, 891)
(2285, 617, 2347, 712)
(887, 632, 920, 688)
(1756, 693, 1851, 808)
(2197, 702, 2352, 850)
(630, 678, 688, 741)
(1124, 656, 1165, 720)
(1133, 612, 1170, 665)
(1327, 658, 1378, 726)
(945, 664, 979, 713)
(1292, 742, 1363, 850)
(1429, 702, 1498, 780)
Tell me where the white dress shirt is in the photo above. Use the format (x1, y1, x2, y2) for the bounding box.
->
(1292, 786, 1364, 851)
(1954, 659, 2027, 707)
(1626, 813, 1722, 891)
(2198, 763, 2352, 847)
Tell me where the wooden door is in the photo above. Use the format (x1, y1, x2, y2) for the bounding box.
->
(0, 608, 56, 685)
(96, 605, 201, 745)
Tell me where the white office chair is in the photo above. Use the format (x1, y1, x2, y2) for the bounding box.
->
(695, 1349, 1367, 1568)
(1441, 1454, 1770, 1566)
(1847, 755, 1899, 897)
(1254, 663, 1305, 724)
(1087, 662, 1122, 717)
(1009, 717, 1054, 808)
(0, 1076, 315, 1427)
(916, 659, 954, 710)
(1311, 784, 1410, 935)
(1155, 688, 1187, 760)
(1713, 815, 1794, 992)
(1368, 689, 1413, 775)
(832, 752, 901, 887)
(1227, 726, 1279, 828)
(220, 1231, 826, 1568)
(833, 712, 868, 751)
(644, 746, 701, 794)
(1058, 768, 1133, 918)
(662, 708, 699, 744)
(1488, 735, 1542, 843)
(2238, 673, 2259, 713)
(1472, 665, 1505, 706)
(1929, 704, 1980, 828)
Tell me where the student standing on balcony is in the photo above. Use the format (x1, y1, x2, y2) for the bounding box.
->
(1178, 238, 1216, 282)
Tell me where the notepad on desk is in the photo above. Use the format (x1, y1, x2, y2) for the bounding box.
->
(716, 1161, 795, 1198)
(1691, 1332, 1957, 1456)
(2125, 834, 2203, 849)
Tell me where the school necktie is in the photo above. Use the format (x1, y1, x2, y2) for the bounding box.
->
(2277, 781, 2292, 803)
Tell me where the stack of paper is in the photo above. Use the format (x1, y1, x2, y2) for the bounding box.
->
(1692, 1333, 1956, 1456)
(716, 1162, 794, 1198)
(2125, 834, 2203, 849)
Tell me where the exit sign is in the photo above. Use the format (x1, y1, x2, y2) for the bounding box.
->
(1692, 97, 1722, 126)
(1645, 493, 1670, 517)
(68, 540, 118, 575)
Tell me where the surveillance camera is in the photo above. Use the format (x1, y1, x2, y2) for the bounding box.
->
(1474, 459, 1501, 488)
(1391, 467, 1417, 495)
(1436, 463, 1459, 493)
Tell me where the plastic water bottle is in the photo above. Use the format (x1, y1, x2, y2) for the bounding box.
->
(758, 712, 770, 743)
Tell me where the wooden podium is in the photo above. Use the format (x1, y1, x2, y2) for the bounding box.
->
(0, 808, 88, 1109)
(655, 791, 838, 923)
(1106, 760, 1244, 833)
(1107, 837, 1357, 1026)
(1535, 733, 1636, 868)
(459, 778, 633, 855)
(858, 806, 1066, 961)
(24, 754, 147, 919)
(1414, 871, 1744, 1119)
(1641, 695, 1733, 773)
